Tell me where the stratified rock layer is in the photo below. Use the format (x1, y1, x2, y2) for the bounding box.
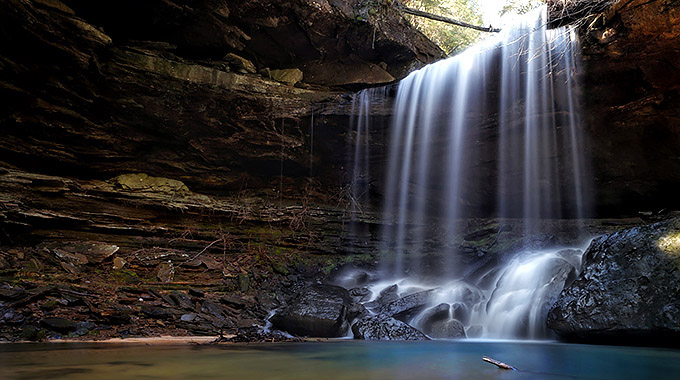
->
(548, 218, 680, 346)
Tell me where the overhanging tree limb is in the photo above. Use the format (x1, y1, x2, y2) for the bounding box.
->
(395, 2, 501, 33)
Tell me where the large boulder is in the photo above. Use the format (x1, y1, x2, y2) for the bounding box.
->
(378, 288, 438, 321)
(271, 284, 364, 337)
(352, 314, 428, 341)
(548, 218, 680, 345)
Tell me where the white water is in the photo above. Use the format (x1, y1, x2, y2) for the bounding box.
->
(348, 7, 592, 339)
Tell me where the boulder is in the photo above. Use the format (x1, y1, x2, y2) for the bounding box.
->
(271, 284, 364, 337)
(548, 218, 680, 345)
(352, 314, 428, 341)
(416, 303, 466, 338)
(378, 288, 438, 321)
(424, 319, 466, 339)
(270, 68, 303, 86)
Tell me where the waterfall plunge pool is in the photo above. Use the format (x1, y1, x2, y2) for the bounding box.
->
(2, 340, 679, 380)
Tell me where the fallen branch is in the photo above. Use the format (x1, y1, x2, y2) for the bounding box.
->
(396, 2, 500, 33)
(482, 356, 517, 370)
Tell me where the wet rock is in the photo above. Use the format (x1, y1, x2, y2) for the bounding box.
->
(40, 317, 76, 333)
(379, 289, 438, 321)
(349, 287, 371, 302)
(181, 313, 197, 322)
(271, 284, 362, 337)
(466, 325, 484, 338)
(375, 284, 399, 305)
(424, 319, 466, 339)
(421, 303, 450, 323)
(548, 217, 680, 345)
(352, 314, 428, 341)
(509, 234, 557, 252)
(451, 303, 470, 325)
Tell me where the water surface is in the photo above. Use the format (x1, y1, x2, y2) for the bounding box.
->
(1, 340, 679, 379)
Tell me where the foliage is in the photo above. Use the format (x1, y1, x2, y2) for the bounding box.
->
(499, 0, 545, 16)
(401, 0, 483, 54)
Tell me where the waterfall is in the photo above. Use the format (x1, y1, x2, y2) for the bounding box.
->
(346, 7, 592, 339)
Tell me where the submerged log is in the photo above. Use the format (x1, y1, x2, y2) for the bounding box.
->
(482, 356, 517, 370)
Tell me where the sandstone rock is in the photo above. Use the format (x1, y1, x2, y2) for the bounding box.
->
(548, 217, 680, 345)
(270, 68, 303, 86)
(352, 314, 428, 341)
(224, 53, 256, 74)
(271, 284, 363, 337)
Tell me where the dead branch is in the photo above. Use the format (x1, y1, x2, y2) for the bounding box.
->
(395, 2, 501, 33)
(482, 356, 517, 370)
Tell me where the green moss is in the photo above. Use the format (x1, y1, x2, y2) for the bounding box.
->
(111, 269, 141, 284)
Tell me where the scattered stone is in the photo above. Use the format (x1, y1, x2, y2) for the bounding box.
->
(269, 68, 303, 86)
(169, 291, 194, 310)
(1, 306, 24, 324)
(220, 295, 246, 309)
(113, 257, 126, 270)
(224, 53, 256, 74)
(53, 242, 119, 265)
(40, 317, 76, 333)
(181, 313, 197, 322)
(0, 287, 28, 301)
(141, 305, 182, 320)
(238, 273, 249, 293)
(352, 314, 428, 341)
(157, 261, 175, 283)
(40, 299, 59, 311)
(188, 288, 204, 298)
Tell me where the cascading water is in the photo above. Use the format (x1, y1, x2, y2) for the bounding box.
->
(346, 7, 592, 340)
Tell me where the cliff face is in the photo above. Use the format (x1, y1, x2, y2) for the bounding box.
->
(0, 0, 440, 341)
(1, 0, 680, 342)
(575, 0, 680, 215)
